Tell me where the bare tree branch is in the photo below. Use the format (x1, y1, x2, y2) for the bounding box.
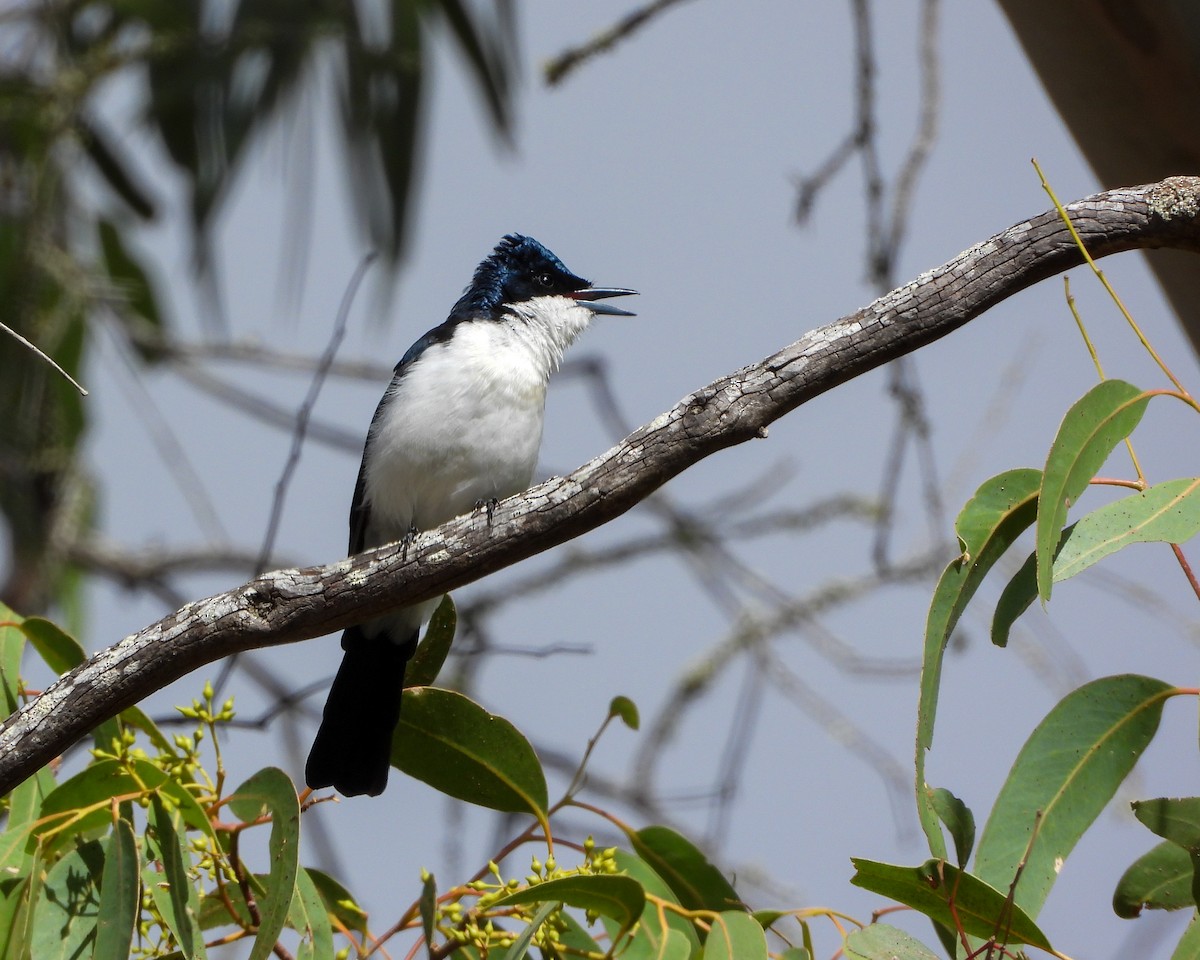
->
(2, 178, 1199, 795)
(543, 0, 696, 86)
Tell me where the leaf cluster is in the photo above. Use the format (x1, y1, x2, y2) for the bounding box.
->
(850, 180, 1200, 959)
(0, 600, 822, 959)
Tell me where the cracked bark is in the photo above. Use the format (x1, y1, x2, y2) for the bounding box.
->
(2, 177, 1199, 796)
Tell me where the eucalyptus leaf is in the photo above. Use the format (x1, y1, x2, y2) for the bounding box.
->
(703, 910, 768, 960)
(850, 859, 1051, 950)
(1036, 379, 1150, 601)
(95, 820, 139, 960)
(1113, 841, 1194, 917)
(392, 688, 548, 823)
(227, 767, 301, 960)
(918, 468, 1040, 856)
(975, 675, 1173, 918)
(844, 923, 941, 960)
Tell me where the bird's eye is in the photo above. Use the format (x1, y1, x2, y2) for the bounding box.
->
(534, 272, 555, 288)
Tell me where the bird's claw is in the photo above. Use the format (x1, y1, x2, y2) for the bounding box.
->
(401, 521, 418, 562)
(475, 497, 499, 527)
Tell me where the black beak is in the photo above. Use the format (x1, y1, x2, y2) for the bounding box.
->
(571, 286, 638, 317)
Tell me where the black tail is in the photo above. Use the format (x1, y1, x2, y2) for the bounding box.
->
(306, 625, 417, 797)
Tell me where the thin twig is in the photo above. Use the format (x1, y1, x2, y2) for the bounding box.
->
(214, 254, 372, 699)
(543, 0, 696, 85)
(255, 253, 376, 575)
(0, 319, 88, 395)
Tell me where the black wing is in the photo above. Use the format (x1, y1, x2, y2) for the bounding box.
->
(347, 331, 457, 555)
(347, 311, 476, 554)
(347, 450, 372, 555)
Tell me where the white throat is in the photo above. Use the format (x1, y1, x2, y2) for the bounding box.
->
(503, 295, 596, 383)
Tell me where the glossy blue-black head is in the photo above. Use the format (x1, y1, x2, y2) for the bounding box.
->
(450, 234, 636, 320)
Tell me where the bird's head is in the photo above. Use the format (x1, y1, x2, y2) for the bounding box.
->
(451, 234, 637, 322)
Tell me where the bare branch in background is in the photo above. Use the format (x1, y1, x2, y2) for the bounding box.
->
(543, 0, 697, 86)
(794, 0, 946, 569)
(173, 364, 363, 453)
(255, 255, 375, 576)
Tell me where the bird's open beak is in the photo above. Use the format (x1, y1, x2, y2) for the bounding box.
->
(571, 287, 638, 316)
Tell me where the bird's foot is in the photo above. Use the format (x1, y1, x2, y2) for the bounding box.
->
(401, 521, 419, 562)
(475, 497, 499, 528)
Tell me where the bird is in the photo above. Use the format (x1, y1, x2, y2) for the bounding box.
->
(305, 234, 637, 797)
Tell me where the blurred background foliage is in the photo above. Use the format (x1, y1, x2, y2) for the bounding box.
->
(0, 0, 513, 615)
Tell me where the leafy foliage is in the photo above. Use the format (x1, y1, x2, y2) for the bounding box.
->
(0, 601, 802, 958)
(858, 180, 1200, 959)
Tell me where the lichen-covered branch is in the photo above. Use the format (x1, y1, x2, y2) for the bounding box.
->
(2, 177, 1198, 795)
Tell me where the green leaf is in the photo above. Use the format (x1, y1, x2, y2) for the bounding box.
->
(1, 759, 55, 874)
(1133, 797, 1200, 850)
(504, 899, 556, 960)
(844, 923, 941, 960)
(419, 870, 437, 950)
(147, 795, 207, 959)
(95, 819, 140, 960)
(79, 118, 157, 220)
(1053, 478, 1200, 581)
(779, 950, 812, 960)
(1132, 797, 1200, 910)
(991, 548, 1037, 648)
(918, 468, 1040, 856)
(119, 703, 181, 758)
(36, 759, 168, 855)
(306, 868, 369, 936)
(98, 219, 166, 360)
(930, 921, 958, 960)
(0, 842, 44, 960)
(1172, 912, 1200, 960)
(629, 826, 743, 915)
(227, 767, 301, 960)
(490, 875, 645, 930)
(0, 603, 25, 718)
(0, 817, 39, 884)
(392, 688, 548, 823)
(158, 773, 220, 847)
(289, 868, 334, 960)
(605, 848, 701, 957)
(974, 674, 1173, 918)
(407, 595, 456, 687)
(198, 880, 251, 930)
(433, 0, 512, 131)
(931, 787, 975, 868)
(609, 695, 640, 730)
(704, 910, 768, 960)
(1036, 379, 1150, 601)
(557, 912, 603, 954)
(652, 928, 694, 960)
(1112, 841, 1194, 917)
(19, 616, 85, 673)
(340, 1, 423, 266)
(849, 859, 1052, 949)
(0, 882, 28, 960)
(30, 838, 105, 959)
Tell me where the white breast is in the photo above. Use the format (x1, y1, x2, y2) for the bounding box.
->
(363, 318, 559, 545)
